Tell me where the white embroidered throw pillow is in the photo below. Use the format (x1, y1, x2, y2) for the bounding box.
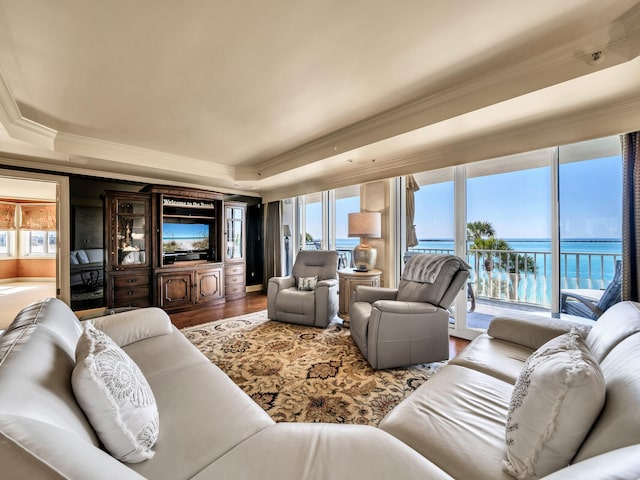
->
(503, 329, 605, 479)
(72, 322, 159, 463)
(297, 275, 318, 291)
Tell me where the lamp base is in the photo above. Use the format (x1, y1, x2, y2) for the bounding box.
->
(352, 242, 377, 272)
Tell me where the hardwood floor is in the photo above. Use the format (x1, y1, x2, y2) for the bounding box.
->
(169, 292, 471, 358)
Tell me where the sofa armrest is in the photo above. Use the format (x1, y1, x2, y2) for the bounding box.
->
(373, 300, 439, 315)
(84, 307, 173, 347)
(317, 278, 338, 288)
(269, 276, 296, 291)
(540, 445, 640, 479)
(488, 313, 592, 350)
(352, 286, 398, 305)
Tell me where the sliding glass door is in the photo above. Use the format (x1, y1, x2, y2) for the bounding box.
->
(558, 137, 622, 318)
(407, 135, 622, 338)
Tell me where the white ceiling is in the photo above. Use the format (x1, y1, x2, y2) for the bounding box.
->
(0, 0, 639, 202)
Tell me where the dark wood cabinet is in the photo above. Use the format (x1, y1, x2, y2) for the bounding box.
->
(104, 186, 246, 311)
(157, 264, 224, 309)
(103, 191, 152, 308)
(224, 202, 246, 300)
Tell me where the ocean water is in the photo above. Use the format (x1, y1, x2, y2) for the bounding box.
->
(335, 238, 622, 305)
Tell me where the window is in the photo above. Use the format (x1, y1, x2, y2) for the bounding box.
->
(0, 231, 9, 255)
(23, 230, 57, 256)
(559, 137, 622, 292)
(335, 186, 360, 268)
(406, 135, 621, 338)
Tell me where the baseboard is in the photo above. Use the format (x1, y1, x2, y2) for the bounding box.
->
(246, 284, 263, 293)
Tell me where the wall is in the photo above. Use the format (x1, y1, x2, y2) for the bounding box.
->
(360, 179, 392, 287)
(0, 259, 18, 279)
(17, 258, 56, 278)
(0, 258, 55, 280)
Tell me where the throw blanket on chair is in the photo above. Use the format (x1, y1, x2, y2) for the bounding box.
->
(403, 254, 471, 284)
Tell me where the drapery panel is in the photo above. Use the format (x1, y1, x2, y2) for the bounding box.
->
(622, 131, 640, 302)
(263, 201, 282, 289)
(406, 175, 419, 248)
(0, 203, 16, 230)
(20, 204, 56, 230)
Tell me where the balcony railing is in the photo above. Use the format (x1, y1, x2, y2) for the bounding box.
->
(408, 247, 621, 307)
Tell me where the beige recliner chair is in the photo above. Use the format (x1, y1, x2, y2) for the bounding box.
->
(267, 250, 339, 328)
(350, 254, 470, 369)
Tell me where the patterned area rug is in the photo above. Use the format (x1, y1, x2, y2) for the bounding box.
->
(181, 311, 445, 426)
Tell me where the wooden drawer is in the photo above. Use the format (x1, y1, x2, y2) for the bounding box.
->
(113, 297, 151, 308)
(114, 286, 150, 302)
(114, 275, 150, 288)
(225, 283, 246, 299)
(225, 273, 245, 286)
(225, 264, 245, 276)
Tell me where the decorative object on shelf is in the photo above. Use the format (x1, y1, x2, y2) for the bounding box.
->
(283, 224, 291, 275)
(348, 211, 381, 272)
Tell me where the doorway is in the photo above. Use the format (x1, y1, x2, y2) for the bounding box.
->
(0, 168, 70, 328)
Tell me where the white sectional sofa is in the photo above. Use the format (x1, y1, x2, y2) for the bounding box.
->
(1, 298, 639, 479)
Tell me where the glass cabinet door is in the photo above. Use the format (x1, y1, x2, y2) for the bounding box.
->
(114, 198, 148, 267)
(225, 205, 244, 260)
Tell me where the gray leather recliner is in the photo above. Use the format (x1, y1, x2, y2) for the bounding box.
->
(350, 254, 470, 369)
(267, 250, 339, 327)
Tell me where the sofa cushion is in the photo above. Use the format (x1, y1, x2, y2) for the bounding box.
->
(503, 330, 605, 480)
(72, 323, 159, 463)
(449, 333, 534, 384)
(197, 423, 454, 480)
(76, 249, 90, 264)
(70, 252, 79, 265)
(122, 329, 275, 479)
(380, 364, 514, 480)
(585, 301, 640, 363)
(574, 332, 640, 462)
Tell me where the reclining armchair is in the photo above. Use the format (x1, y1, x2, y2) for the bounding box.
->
(350, 254, 470, 369)
(267, 250, 339, 328)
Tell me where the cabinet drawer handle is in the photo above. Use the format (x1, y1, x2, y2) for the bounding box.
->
(128, 290, 134, 296)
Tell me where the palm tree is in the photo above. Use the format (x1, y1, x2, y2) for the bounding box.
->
(466, 221, 535, 274)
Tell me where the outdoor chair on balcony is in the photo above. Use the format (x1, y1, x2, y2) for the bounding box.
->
(349, 253, 470, 369)
(560, 260, 622, 320)
(267, 250, 339, 327)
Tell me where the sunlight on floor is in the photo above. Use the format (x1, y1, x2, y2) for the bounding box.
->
(0, 281, 56, 329)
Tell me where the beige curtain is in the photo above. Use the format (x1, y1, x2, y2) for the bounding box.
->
(20, 204, 56, 230)
(622, 131, 640, 301)
(0, 203, 17, 230)
(406, 175, 419, 248)
(263, 201, 282, 289)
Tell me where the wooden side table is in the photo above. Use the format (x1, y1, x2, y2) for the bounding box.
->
(338, 268, 382, 323)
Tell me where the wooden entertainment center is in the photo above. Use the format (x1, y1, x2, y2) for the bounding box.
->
(103, 186, 246, 311)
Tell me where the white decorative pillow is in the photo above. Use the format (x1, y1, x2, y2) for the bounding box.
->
(76, 249, 90, 264)
(70, 252, 79, 265)
(503, 329, 605, 479)
(297, 275, 318, 291)
(72, 322, 159, 463)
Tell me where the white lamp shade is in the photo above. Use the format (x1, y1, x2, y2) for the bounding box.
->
(283, 225, 292, 237)
(348, 212, 381, 238)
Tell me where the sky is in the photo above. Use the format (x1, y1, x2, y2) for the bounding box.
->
(305, 155, 622, 241)
(163, 223, 210, 239)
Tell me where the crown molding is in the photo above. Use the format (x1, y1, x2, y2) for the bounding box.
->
(53, 132, 236, 180)
(260, 93, 640, 203)
(0, 72, 56, 149)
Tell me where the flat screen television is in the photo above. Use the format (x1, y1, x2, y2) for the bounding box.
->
(162, 222, 210, 255)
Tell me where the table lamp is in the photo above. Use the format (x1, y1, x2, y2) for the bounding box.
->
(348, 212, 381, 272)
